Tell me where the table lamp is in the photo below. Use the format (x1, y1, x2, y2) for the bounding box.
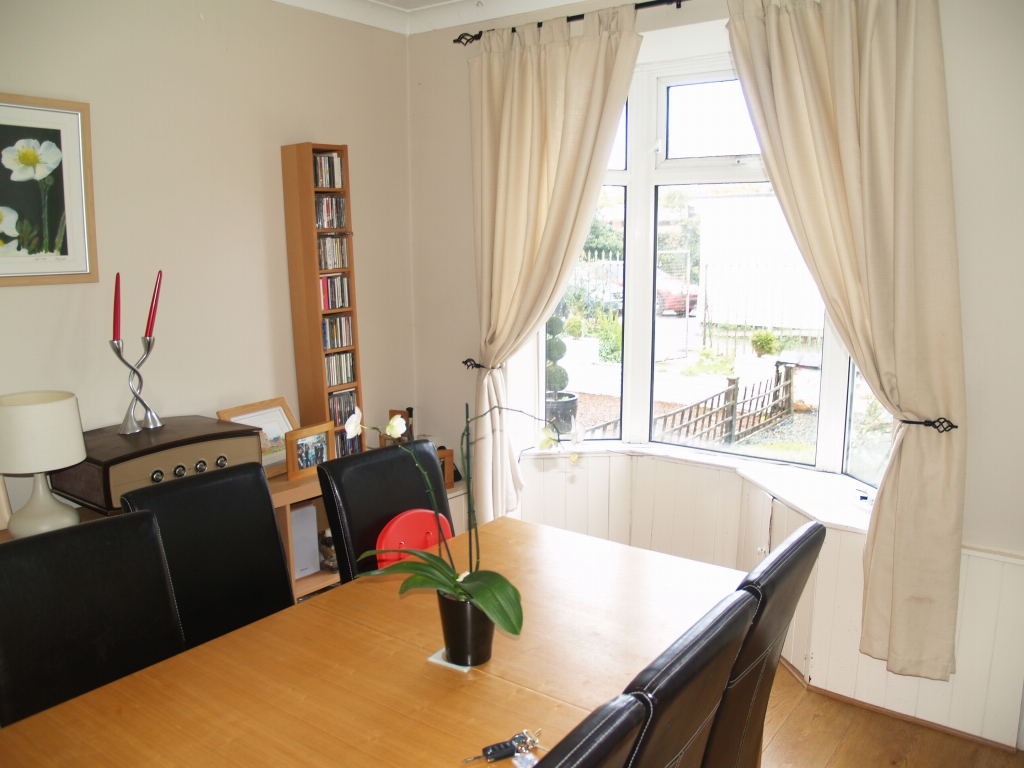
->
(0, 391, 87, 539)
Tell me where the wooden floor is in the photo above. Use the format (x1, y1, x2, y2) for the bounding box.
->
(762, 668, 1024, 768)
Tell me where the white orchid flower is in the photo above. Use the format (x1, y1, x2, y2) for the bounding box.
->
(385, 414, 407, 439)
(2, 139, 63, 182)
(0, 238, 20, 254)
(343, 406, 363, 437)
(536, 426, 559, 451)
(0, 207, 18, 237)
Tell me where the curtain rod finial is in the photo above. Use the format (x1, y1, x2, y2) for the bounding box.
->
(454, 31, 483, 45)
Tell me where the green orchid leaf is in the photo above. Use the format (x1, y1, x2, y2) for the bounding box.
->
(358, 548, 458, 577)
(356, 559, 460, 589)
(398, 574, 463, 598)
(459, 570, 523, 636)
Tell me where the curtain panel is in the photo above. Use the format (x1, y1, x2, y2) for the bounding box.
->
(468, 7, 642, 523)
(727, 0, 967, 680)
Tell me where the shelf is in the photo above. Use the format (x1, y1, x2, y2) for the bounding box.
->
(316, 228, 351, 234)
(324, 344, 356, 353)
(313, 187, 347, 193)
(294, 568, 341, 598)
(318, 267, 351, 276)
(320, 306, 353, 316)
(327, 381, 359, 393)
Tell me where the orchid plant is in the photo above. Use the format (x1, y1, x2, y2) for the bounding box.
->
(342, 405, 584, 637)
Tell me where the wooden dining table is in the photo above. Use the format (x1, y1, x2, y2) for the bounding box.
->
(0, 517, 745, 767)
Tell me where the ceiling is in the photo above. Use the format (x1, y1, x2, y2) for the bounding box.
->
(271, 0, 596, 36)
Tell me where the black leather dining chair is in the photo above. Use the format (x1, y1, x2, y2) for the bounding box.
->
(121, 462, 294, 649)
(537, 694, 646, 768)
(316, 439, 455, 583)
(0, 512, 185, 726)
(701, 521, 826, 768)
(623, 590, 758, 768)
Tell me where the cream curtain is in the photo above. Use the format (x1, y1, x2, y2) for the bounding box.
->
(727, 0, 967, 680)
(468, 7, 642, 523)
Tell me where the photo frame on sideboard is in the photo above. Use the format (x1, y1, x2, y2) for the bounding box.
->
(285, 422, 336, 481)
(217, 398, 298, 478)
(0, 93, 99, 287)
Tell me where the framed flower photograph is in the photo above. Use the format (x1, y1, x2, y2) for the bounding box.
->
(217, 398, 298, 478)
(0, 93, 98, 286)
(285, 422, 336, 481)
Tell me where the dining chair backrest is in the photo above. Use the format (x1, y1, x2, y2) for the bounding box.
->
(537, 694, 646, 768)
(0, 512, 185, 726)
(121, 462, 294, 649)
(316, 439, 455, 582)
(623, 590, 757, 768)
(701, 520, 826, 768)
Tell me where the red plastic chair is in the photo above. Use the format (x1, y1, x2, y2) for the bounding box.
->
(375, 509, 453, 568)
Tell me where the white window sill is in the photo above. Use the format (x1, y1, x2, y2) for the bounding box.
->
(521, 441, 872, 534)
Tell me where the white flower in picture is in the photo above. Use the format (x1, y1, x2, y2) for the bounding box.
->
(0, 206, 18, 237)
(0, 238, 21, 254)
(536, 426, 559, 452)
(2, 139, 63, 181)
(385, 414, 407, 439)
(343, 406, 363, 438)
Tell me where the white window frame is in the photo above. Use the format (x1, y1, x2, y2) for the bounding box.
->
(612, 54, 854, 474)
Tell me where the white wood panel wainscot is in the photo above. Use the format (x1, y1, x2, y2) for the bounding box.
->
(516, 447, 1024, 749)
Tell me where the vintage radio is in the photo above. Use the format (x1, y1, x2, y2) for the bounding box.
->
(50, 416, 262, 514)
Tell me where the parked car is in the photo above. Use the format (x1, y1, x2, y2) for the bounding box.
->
(655, 269, 698, 315)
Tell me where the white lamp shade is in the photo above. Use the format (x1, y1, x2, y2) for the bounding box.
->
(0, 391, 87, 474)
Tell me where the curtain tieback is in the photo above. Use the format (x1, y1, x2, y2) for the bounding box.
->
(462, 358, 502, 371)
(901, 417, 958, 433)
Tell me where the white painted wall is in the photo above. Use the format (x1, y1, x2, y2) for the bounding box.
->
(0, 0, 415, 502)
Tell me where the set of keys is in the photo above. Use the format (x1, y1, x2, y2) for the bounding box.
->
(463, 729, 547, 766)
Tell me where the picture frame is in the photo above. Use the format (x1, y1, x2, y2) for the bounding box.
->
(217, 398, 298, 478)
(0, 93, 99, 287)
(285, 421, 336, 481)
(436, 448, 455, 490)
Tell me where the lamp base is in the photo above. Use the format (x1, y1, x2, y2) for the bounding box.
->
(8, 473, 80, 539)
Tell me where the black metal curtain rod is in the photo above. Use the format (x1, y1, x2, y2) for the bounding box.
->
(454, 0, 686, 45)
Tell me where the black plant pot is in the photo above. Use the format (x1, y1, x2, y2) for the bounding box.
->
(545, 391, 579, 434)
(437, 592, 495, 667)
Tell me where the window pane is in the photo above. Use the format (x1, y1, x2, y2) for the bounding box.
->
(651, 183, 824, 464)
(546, 186, 625, 440)
(666, 80, 760, 159)
(608, 105, 627, 171)
(845, 365, 893, 486)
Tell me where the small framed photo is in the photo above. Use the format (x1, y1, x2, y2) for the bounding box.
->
(436, 448, 455, 490)
(285, 421, 336, 481)
(217, 398, 298, 478)
(0, 93, 99, 286)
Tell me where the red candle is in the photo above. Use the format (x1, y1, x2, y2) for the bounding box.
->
(113, 273, 121, 341)
(145, 270, 162, 337)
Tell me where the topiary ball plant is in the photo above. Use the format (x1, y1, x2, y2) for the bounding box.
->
(546, 316, 569, 394)
(564, 315, 583, 339)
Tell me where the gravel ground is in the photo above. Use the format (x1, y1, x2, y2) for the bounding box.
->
(739, 410, 819, 446)
(576, 393, 684, 429)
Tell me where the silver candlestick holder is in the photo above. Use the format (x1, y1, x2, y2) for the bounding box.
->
(110, 336, 163, 435)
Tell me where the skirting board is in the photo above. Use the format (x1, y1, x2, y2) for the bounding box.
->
(778, 657, 1018, 755)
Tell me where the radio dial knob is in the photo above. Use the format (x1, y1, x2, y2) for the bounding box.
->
(216, 455, 228, 469)
(151, 469, 164, 484)
(195, 460, 208, 473)
(173, 464, 187, 478)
